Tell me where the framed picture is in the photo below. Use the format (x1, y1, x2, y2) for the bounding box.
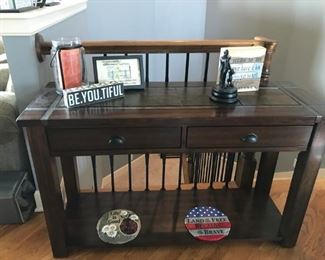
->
(93, 55, 144, 90)
(0, 0, 35, 12)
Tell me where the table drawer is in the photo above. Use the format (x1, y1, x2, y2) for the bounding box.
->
(48, 127, 181, 153)
(187, 126, 313, 149)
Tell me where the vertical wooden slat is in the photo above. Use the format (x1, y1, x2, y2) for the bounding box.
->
(165, 53, 169, 83)
(109, 155, 115, 192)
(185, 53, 190, 83)
(172, 187, 181, 232)
(182, 153, 191, 184)
(128, 154, 132, 192)
(193, 153, 200, 190)
(254, 36, 277, 84)
(197, 153, 202, 183)
(172, 193, 181, 232)
(190, 153, 196, 183)
(216, 152, 222, 181)
(203, 153, 208, 183)
(224, 152, 235, 188)
(201, 153, 207, 182)
(161, 154, 166, 190)
(197, 153, 200, 184)
(205, 153, 210, 182)
(210, 153, 218, 188)
(207, 153, 213, 183)
(188, 153, 193, 183)
(145, 53, 149, 83)
(221, 152, 227, 181)
(193, 153, 198, 183)
(203, 53, 210, 83)
(235, 152, 257, 189)
(178, 154, 183, 190)
(205, 153, 211, 182)
(91, 156, 98, 193)
(145, 153, 150, 191)
(215, 153, 219, 181)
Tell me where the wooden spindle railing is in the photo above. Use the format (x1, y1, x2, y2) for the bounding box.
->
(35, 33, 277, 84)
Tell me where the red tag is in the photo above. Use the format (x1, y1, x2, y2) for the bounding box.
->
(59, 48, 82, 89)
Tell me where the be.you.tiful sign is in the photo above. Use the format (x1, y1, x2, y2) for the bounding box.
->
(63, 82, 124, 108)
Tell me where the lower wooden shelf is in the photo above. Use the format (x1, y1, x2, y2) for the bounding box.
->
(65, 189, 282, 247)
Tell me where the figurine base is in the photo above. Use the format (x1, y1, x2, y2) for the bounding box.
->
(210, 95, 238, 104)
(210, 85, 238, 104)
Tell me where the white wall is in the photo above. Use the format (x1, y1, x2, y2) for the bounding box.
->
(40, 0, 207, 84)
(280, 1, 325, 96)
(205, 0, 324, 94)
(205, 0, 325, 171)
(85, 0, 206, 40)
(86, 0, 207, 82)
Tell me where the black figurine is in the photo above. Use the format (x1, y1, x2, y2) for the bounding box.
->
(210, 49, 238, 104)
(219, 50, 231, 86)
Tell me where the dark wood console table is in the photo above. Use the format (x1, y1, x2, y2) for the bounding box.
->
(17, 82, 325, 258)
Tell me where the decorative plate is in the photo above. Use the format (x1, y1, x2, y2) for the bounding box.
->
(184, 206, 231, 242)
(96, 209, 141, 244)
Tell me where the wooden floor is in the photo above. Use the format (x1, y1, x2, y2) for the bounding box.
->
(0, 179, 324, 260)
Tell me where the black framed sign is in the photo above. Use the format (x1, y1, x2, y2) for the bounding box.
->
(93, 55, 144, 90)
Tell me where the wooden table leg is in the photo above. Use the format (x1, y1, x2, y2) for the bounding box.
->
(279, 122, 325, 247)
(255, 152, 279, 195)
(235, 152, 257, 189)
(61, 156, 79, 204)
(25, 126, 67, 257)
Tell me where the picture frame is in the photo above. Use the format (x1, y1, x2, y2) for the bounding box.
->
(0, 0, 36, 12)
(93, 55, 144, 90)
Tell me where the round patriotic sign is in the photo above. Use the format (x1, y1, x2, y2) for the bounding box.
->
(184, 206, 231, 241)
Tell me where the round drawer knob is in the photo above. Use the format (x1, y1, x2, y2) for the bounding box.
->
(241, 133, 258, 144)
(108, 136, 126, 145)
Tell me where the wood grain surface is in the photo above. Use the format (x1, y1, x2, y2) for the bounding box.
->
(0, 179, 324, 260)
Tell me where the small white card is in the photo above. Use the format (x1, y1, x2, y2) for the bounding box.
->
(217, 46, 266, 92)
(14, 0, 33, 9)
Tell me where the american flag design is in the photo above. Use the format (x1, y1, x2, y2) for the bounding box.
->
(184, 206, 231, 241)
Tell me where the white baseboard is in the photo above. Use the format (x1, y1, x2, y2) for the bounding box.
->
(274, 168, 325, 180)
(33, 179, 67, 213)
(34, 190, 43, 212)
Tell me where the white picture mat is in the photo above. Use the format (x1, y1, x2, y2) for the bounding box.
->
(96, 58, 141, 86)
(14, 0, 33, 8)
(0, 0, 14, 9)
(0, 0, 33, 9)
